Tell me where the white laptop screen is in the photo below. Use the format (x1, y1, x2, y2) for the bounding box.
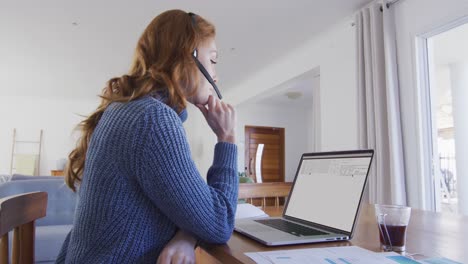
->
(284, 152, 372, 233)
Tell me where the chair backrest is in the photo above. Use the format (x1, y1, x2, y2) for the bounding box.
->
(0, 179, 76, 226)
(238, 182, 292, 208)
(0, 191, 47, 264)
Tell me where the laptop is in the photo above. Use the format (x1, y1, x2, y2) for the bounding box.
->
(234, 149, 374, 246)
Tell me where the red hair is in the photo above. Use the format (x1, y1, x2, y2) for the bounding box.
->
(65, 10, 215, 191)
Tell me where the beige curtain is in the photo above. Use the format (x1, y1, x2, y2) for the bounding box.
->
(356, 1, 407, 205)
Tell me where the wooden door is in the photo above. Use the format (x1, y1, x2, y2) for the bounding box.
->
(244, 126, 285, 183)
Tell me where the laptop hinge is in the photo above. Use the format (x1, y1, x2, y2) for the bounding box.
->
(283, 215, 352, 236)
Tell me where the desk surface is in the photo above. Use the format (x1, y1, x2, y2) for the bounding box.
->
(201, 204, 468, 264)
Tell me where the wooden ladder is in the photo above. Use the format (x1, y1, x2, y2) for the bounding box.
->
(9, 128, 43, 175)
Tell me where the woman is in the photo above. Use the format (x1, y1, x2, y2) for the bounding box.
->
(56, 9, 238, 263)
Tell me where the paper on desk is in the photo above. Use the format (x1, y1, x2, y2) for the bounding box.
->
(376, 252, 463, 264)
(376, 251, 422, 263)
(420, 257, 463, 264)
(235, 203, 269, 219)
(245, 246, 420, 264)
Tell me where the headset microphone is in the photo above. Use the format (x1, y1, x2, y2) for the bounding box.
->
(189, 12, 223, 100)
(192, 50, 222, 99)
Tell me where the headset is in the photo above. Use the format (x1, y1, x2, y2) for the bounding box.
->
(188, 12, 223, 100)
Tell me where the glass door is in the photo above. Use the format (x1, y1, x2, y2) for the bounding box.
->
(425, 22, 468, 214)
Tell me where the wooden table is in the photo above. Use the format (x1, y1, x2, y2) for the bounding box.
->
(200, 204, 468, 263)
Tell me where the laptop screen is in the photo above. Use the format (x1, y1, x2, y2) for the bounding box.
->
(284, 151, 373, 233)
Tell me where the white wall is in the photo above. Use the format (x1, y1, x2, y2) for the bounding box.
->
(0, 96, 98, 175)
(226, 19, 358, 152)
(394, 0, 468, 209)
(236, 104, 309, 182)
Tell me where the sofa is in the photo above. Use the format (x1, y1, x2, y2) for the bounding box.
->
(0, 176, 76, 263)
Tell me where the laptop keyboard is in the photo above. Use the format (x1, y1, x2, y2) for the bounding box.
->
(255, 219, 327, 237)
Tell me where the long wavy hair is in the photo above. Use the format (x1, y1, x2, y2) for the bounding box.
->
(65, 9, 215, 192)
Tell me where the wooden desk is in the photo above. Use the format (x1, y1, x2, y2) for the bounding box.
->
(200, 204, 468, 263)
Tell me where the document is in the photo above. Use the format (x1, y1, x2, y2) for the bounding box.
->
(376, 252, 463, 264)
(246, 246, 421, 264)
(419, 258, 463, 264)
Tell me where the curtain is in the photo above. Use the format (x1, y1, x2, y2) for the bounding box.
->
(356, 1, 407, 205)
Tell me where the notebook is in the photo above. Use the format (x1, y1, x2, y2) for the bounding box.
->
(234, 149, 374, 246)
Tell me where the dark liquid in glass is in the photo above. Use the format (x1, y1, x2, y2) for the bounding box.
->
(379, 224, 407, 247)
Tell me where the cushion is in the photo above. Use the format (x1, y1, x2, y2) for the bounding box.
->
(35, 225, 72, 262)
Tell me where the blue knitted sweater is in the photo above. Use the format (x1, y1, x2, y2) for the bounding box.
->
(56, 96, 238, 263)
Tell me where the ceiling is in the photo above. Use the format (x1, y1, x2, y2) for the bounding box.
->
(242, 67, 320, 108)
(0, 0, 371, 100)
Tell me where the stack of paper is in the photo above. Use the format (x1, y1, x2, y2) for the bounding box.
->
(236, 203, 269, 219)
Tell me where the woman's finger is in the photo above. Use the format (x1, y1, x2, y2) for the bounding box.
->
(220, 101, 228, 112)
(171, 254, 182, 264)
(207, 95, 216, 111)
(156, 252, 167, 264)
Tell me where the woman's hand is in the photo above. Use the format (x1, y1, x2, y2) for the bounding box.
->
(157, 230, 197, 264)
(197, 95, 236, 143)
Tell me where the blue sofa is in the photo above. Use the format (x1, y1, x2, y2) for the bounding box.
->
(0, 176, 76, 263)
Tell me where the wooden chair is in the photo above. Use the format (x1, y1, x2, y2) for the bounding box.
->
(238, 182, 292, 208)
(0, 192, 47, 264)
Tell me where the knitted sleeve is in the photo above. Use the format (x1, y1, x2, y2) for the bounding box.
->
(135, 105, 238, 244)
